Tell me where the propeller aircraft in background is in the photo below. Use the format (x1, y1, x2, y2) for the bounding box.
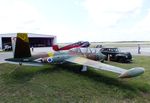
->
(52, 41, 90, 51)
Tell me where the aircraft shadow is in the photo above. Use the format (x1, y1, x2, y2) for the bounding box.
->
(3, 63, 149, 93)
(57, 63, 149, 93)
(1, 65, 59, 84)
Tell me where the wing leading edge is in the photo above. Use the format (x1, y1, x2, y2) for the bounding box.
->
(66, 57, 144, 78)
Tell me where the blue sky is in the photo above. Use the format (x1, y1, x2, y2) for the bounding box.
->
(0, 0, 150, 42)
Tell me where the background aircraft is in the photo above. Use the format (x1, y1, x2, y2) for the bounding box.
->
(5, 33, 144, 78)
(52, 41, 90, 51)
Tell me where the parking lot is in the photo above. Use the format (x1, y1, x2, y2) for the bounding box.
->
(120, 47, 150, 56)
(0, 52, 13, 63)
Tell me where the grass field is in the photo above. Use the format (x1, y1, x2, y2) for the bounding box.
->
(0, 56, 150, 103)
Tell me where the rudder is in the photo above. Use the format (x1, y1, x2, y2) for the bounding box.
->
(14, 33, 31, 58)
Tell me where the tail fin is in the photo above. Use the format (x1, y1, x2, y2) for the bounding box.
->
(13, 33, 31, 58)
(52, 45, 59, 51)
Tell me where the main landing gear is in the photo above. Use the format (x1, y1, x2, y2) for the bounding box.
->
(81, 65, 87, 72)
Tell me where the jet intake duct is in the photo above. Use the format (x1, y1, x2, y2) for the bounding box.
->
(40, 57, 53, 63)
(119, 67, 144, 78)
(41, 57, 54, 63)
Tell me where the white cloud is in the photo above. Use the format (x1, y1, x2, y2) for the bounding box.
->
(83, 0, 143, 27)
(122, 9, 150, 41)
(0, 0, 75, 42)
(0, 0, 45, 33)
(132, 9, 150, 32)
(0, 0, 149, 42)
(75, 0, 150, 42)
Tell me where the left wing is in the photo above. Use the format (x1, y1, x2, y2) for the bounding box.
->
(66, 56, 144, 78)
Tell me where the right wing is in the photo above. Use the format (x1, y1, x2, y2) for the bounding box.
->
(66, 56, 144, 78)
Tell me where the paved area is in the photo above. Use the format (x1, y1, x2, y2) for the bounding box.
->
(120, 47, 150, 56)
(0, 52, 13, 63)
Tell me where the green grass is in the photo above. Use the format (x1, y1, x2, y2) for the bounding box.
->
(0, 56, 150, 103)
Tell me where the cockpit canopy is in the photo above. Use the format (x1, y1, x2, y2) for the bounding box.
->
(70, 48, 102, 54)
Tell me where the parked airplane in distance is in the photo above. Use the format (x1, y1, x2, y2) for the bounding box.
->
(52, 41, 90, 51)
(5, 33, 144, 78)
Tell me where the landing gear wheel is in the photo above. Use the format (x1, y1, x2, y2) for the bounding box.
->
(81, 65, 87, 72)
(19, 62, 22, 66)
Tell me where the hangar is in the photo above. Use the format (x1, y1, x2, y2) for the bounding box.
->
(0, 33, 56, 50)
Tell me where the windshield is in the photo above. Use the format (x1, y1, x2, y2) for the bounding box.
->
(70, 48, 101, 54)
(113, 48, 121, 52)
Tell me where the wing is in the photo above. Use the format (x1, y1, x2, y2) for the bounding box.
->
(66, 56, 144, 78)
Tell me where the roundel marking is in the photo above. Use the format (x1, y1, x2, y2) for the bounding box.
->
(47, 58, 53, 63)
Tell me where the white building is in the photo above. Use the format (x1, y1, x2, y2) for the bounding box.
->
(0, 33, 56, 50)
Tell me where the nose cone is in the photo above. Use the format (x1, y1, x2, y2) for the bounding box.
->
(100, 53, 106, 60)
(98, 52, 106, 61)
(119, 67, 145, 78)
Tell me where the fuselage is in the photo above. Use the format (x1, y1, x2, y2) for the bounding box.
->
(6, 48, 105, 65)
(30, 48, 106, 64)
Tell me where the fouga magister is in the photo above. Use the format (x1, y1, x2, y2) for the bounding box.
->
(5, 33, 144, 78)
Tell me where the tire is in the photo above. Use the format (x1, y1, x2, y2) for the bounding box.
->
(101, 59, 104, 63)
(118, 58, 125, 63)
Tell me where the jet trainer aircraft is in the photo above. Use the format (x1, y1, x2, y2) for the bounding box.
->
(6, 33, 144, 78)
(52, 41, 90, 51)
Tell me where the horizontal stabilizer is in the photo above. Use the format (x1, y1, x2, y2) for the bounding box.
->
(5, 58, 43, 66)
(6, 61, 44, 66)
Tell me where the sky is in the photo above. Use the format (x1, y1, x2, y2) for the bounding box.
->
(0, 0, 150, 43)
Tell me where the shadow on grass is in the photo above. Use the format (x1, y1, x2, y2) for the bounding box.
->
(1, 65, 60, 84)
(57, 63, 150, 93)
(2, 63, 150, 93)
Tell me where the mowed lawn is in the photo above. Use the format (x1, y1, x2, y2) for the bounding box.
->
(0, 56, 150, 103)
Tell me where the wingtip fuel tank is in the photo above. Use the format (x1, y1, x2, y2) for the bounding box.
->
(119, 67, 145, 78)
